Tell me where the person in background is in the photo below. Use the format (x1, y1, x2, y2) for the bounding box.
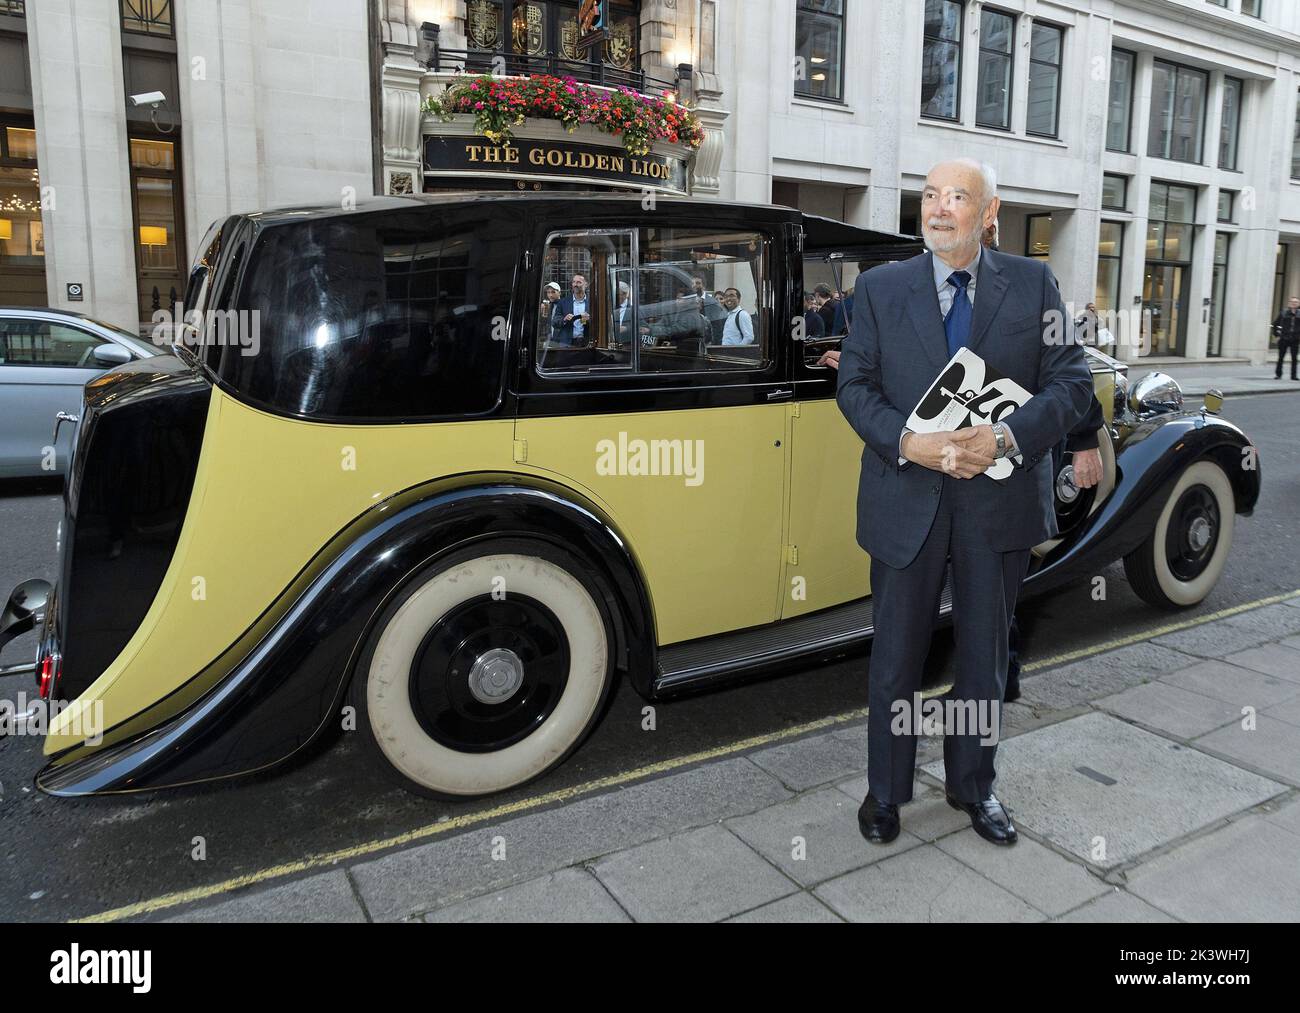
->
(832, 261, 873, 335)
(1273, 296, 1300, 381)
(720, 287, 755, 345)
(804, 291, 826, 339)
(540, 281, 561, 341)
(813, 283, 837, 336)
(552, 274, 592, 347)
(692, 274, 728, 342)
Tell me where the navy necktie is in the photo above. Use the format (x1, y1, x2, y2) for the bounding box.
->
(945, 270, 973, 359)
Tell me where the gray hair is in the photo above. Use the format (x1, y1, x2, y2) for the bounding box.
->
(950, 157, 999, 207)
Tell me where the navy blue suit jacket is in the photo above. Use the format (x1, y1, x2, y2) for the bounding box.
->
(835, 248, 1093, 569)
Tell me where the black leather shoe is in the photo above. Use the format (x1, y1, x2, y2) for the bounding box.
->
(1004, 672, 1021, 703)
(946, 792, 1018, 845)
(858, 793, 900, 844)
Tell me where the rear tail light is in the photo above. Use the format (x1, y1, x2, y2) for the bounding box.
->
(38, 653, 61, 700)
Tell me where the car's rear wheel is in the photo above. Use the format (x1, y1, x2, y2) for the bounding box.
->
(1123, 460, 1235, 609)
(350, 542, 616, 798)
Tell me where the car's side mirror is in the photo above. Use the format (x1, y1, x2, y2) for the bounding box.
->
(92, 344, 132, 367)
(0, 578, 51, 653)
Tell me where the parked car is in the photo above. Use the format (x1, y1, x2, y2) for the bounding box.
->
(0, 308, 160, 478)
(0, 194, 1260, 801)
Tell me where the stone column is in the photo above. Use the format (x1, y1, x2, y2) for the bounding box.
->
(379, 0, 424, 195)
(689, 0, 727, 196)
(26, 0, 138, 329)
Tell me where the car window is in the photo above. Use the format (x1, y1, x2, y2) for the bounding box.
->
(536, 226, 771, 377)
(800, 254, 901, 368)
(0, 319, 107, 367)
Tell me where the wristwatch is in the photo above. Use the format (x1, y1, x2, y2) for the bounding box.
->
(992, 422, 1008, 459)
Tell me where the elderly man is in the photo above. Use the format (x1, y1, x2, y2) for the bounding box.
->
(552, 274, 592, 347)
(836, 158, 1092, 846)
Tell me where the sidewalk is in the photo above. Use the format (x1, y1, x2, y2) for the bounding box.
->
(146, 595, 1300, 924)
(1140, 359, 1300, 397)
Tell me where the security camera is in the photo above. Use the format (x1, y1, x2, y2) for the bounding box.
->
(128, 91, 167, 108)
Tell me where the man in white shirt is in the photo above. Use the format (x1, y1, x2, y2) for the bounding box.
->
(719, 287, 755, 345)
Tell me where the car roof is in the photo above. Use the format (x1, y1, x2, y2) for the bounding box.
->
(239, 192, 916, 246)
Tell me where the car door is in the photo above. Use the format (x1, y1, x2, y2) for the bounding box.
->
(0, 316, 110, 477)
(514, 215, 793, 647)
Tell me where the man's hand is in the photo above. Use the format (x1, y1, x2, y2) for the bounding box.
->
(817, 349, 841, 369)
(1072, 447, 1102, 489)
(960, 424, 999, 462)
(901, 429, 994, 479)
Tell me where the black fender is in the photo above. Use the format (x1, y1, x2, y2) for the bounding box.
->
(38, 474, 657, 796)
(1024, 411, 1260, 598)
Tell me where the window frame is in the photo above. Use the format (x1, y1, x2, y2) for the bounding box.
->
(1102, 173, 1128, 212)
(1096, 220, 1125, 318)
(1219, 75, 1243, 171)
(1025, 213, 1053, 260)
(1107, 48, 1136, 153)
(119, 0, 175, 39)
(1025, 20, 1064, 139)
(1148, 58, 1210, 164)
(794, 0, 847, 104)
(920, 0, 964, 123)
(528, 222, 782, 386)
(975, 6, 1015, 131)
(0, 318, 109, 369)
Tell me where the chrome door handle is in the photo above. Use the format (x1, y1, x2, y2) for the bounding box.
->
(767, 389, 793, 401)
(53, 411, 79, 443)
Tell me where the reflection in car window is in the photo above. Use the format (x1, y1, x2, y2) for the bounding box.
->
(0, 320, 106, 367)
(536, 226, 770, 376)
(800, 255, 896, 368)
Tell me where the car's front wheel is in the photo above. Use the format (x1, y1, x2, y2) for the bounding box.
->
(1123, 459, 1235, 609)
(350, 542, 616, 798)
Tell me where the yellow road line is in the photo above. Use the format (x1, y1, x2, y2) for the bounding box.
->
(76, 586, 1300, 923)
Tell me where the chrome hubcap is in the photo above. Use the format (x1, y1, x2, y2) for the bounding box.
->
(1188, 515, 1213, 553)
(467, 647, 525, 705)
(1056, 465, 1080, 504)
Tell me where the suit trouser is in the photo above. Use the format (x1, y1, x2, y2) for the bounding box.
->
(1276, 339, 1298, 379)
(866, 473, 1032, 805)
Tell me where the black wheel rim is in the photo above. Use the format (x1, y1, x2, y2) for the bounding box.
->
(408, 593, 570, 753)
(1164, 483, 1220, 582)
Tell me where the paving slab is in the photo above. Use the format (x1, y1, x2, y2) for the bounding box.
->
(164, 871, 366, 923)
(1160, 658, 1300, 710)
(813, 844, 1043, 922)
(725, 786, 920, 886)
(591, 824, 796, 922)
(747, 729, 870, 791)
(833, 774, 970, 840)
(1053, 889, 1178, 923)
(1260, 794, 1300, 837)
(1222, 643, 1300, 684)
(1264, 695, 1300, 728)
(1095, 680, 1243, 739)
(725, 892, 845, 923)
(1193, 715, 1300, 785)
(422, 867, 629, 923)
(1154, 605, 1300, 657)
(1020, 643, 1198, 710)
(349, 757, 791, 921)
(1126, 816, 1300, 921)
(923, 712, 1286, 868)
(935, 829, 1110, 917)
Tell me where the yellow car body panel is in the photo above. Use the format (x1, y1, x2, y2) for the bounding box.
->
(516, 403, 789, 645)
(46, 388, 517, 753)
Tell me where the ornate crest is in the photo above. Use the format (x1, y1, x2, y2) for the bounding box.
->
(512, 3, 544, 55)
(606, 19, 633, 69)
(467, 0, 500, 50)
(560, 18, 579, 60)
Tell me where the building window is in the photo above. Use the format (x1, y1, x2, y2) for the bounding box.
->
(1208, 233, 1230, 357)
(921, 0, 963, 121)
(1025, 214, 1052, 260)
(795, 1, 845, 102)
(1144, 182, 1196, 357)
(460, 2, 646, 90)
(1148, 60, 1208, 163)
(1293, 90, 1300, 179)
(1205, 0, 1228, 7)
(1107, 49, 1135, 152)
(1220, 76, 1242, 170)
(0, 118, 43, 307)
(1242, 0, 1262, 17)
(1026, 22, 1063, 138)
(0, 1, 25, 16)
(1102, 174, 1128, 211)
(120, 0, 174, 38)
(1218, 190, 1235, 223)
(975, 8, 1014, 129)
(1097, 222, 1124, 316)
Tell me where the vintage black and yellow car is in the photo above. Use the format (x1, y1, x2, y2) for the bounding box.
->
(0, 193, 1260, 799)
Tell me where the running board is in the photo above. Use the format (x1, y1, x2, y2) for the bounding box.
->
(653, 576, 954, 697)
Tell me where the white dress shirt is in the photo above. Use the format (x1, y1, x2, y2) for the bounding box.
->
(721, 307, 754, 345)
